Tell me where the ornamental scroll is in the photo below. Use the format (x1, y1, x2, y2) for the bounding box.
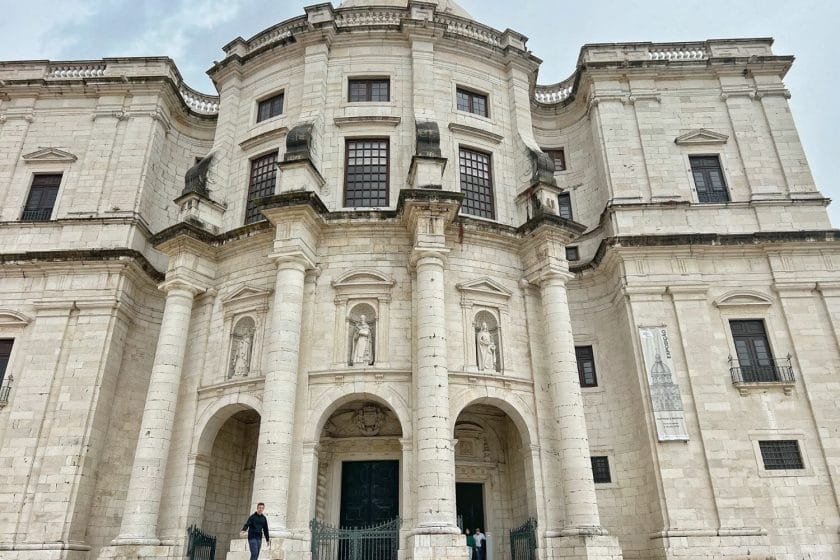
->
(639, 326, 689, 441)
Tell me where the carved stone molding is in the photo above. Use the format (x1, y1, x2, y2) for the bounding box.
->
(674, 128, 729, 146)
(21, 147, 78, 164)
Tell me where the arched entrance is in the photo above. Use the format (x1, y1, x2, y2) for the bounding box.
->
(199, 408, 261, 556)
(454, 403, 535, 560)
(313, 400, 404, 527)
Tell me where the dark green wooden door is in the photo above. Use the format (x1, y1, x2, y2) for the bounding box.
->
(340, 460, 399, 528)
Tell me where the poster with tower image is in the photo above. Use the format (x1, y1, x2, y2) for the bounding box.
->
(638, 327, 689, 441)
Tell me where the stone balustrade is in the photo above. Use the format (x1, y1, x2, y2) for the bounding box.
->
(534, 76, 575, 104)
(47, 63, 107, 79)
(648, 45, 710, 61)
(179, 84, 220, 115)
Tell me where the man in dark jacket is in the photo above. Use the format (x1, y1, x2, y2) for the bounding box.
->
(241, 502, 270, 560)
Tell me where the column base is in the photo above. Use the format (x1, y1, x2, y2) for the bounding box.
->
(226, 537, 310, 560)
(97, 543, 178, 559)
(542, 533, 623, 560)
(406, 531, 470, 560)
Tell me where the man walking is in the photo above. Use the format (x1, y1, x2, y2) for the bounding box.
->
(241, 502, 270, 560)
(474, 527, 486, 560)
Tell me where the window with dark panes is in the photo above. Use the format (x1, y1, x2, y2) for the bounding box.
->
(558, 192, 573, 220)
(565, 246, 579, 261)
(545, 148, 566, 172)
(456, 88, 488, 117)
(344, 139, 389, 208)
(759, 440, 804, 470)
(22, 173, 62, 221)
(591, 456, 611, 483)
(575, 345, 598, 387)
(0, 339, 12, 386)
(730, 320, 777, 382)
(690, 155, 729, 203)
(257, 93, 284, 122)
(244, 152, 277, 224)
(348, 78, 390, 102)
(459, 148, 495, 219)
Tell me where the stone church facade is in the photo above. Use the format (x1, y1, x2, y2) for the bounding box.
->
(1, 1, 839, 559)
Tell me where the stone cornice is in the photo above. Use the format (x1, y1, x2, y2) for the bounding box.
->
(0, 248, 163, 282)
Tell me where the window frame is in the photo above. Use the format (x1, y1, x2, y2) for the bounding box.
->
(565, 246, 580, 262)
(557, 192, 573, 220)
(749, 433, 812, 477)
(590, 455, 612, 484)
(343, 137, 391, 209)
(456, 87, 489, 118)
(458, 146, 496, 220)
(575, 345, 598, 388)
(688, 154, 730, 203)
(0, 339, 12, 387)
(544, 148, 567, 172)
(347, 78, 391, 103)
(21, 173, 63, 221)
(244, 151, 278, 225)
(256, 92, 285, 123)
(729, 319, 779, 382)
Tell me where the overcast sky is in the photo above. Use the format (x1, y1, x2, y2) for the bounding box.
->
(1, 0, 837, 225)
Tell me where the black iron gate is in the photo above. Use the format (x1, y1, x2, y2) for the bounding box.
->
(509, 518, 537, 560)
(311, 517, 400, 560)
(186, 524, 217, 560)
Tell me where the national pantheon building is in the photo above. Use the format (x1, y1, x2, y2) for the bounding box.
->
(0, 1, 838, 559)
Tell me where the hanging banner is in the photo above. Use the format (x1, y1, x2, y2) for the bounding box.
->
(638, 326, 689, 441)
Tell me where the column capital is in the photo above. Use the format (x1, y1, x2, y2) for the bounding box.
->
(269, 250, 317, 271)
(525, 266, 573, 287)
(158, 278, 207, 296)
(409, 246, 449, 269)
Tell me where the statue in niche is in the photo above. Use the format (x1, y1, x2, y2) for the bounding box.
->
(352, 314, 373, 365)
(476, 321, 497, 372)
(229, 317, 255, 378)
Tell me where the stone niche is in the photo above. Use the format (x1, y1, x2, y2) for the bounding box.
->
(219, 286, 272, 382)
(331, 269, 395, 368)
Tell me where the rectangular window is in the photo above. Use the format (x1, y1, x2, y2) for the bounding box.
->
(344, 139, 389, 207)
(348, 78, 390, 102)
(456, 87, 488, 117)
(256, 93, 284, 122)
(245, 152, 278, 224)
(0, 339, 11, 386)
(591, 456, 611, 483)
(758, 440, 804, 470)
(558, 192, 573, 220)
(565, 246, 579, 261)
(730, 319, 777, 382)
(459, 148, 495, 219)
(690, 155, 729, 203)
(22, 173, 62, 221)
(545, 148, 566, 172)
(575, 345, 598, 387)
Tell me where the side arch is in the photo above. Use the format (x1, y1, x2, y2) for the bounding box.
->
(193, 393, 264, 456)
(449, 386, 537, 448)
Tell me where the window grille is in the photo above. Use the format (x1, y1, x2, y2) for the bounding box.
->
(759, 440, 804, 470)
(344, 139, 389, 208)
(245, 152, 277, 224)
(591, 456, 611, 483)
(459, 148, 495, 219)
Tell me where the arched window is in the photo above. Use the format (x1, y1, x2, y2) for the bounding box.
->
(348, 303, 377, 366)
(474, 310, 501, 373)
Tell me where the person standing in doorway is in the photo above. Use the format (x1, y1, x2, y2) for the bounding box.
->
(474, 527, 486, 560)
(240, 502, 270, 560)
(465, 528, 476, 560)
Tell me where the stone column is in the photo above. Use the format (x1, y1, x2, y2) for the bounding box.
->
(112, 279, 203, 545)
(413, 248, 459, 532)
(538, 271, 604, 534)
(251, 253, 312, 536)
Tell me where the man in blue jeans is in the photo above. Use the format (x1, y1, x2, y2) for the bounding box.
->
(241, 502, 270, 560)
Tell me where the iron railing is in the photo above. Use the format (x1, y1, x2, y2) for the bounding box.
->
(20, 208, 53, 221)
(0, 379, 11, 408)
(311, 518, 400, 560)
(729, 355, 795, 384)
(186, 524, 216, 560)
(510, 518, 537, 560)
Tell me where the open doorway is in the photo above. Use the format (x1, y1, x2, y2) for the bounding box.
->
(456, 482, 485, 532)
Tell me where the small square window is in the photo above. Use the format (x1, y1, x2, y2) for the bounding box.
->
(591, 456, 611, 483)
(349, 78, 390, 102)
(456, 87, 488, 117)
(689, 155, 729, 203)
(22, 173, 62, 221)
(758, 440, 804, 470)
(575, 345, 598, 387)
(257, 93, 284, 122)
(558, 192, 573, 220)
(544, 149, 566, 172)
(565, 246, 579, 262)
